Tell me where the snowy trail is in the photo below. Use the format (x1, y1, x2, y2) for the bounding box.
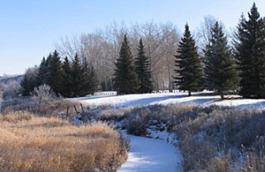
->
(118, 135, 182, 172)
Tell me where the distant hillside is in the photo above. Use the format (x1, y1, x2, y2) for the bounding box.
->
(0, 75, 24, 85)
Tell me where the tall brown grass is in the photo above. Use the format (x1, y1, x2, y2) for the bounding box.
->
(0, 112, 127, 172)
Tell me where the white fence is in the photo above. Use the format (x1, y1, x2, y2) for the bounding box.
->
(94, 91, 117, 96)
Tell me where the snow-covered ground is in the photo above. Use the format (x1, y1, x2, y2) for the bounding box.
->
(71, 91, 265, 171)
(118, 134, 182, 172)
(71, 91, 265, 110)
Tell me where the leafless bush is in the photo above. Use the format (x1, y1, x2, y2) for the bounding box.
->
(32, 84, 56, 100)
(32, 84, 58, 112)
(1, 95, 79, 118)
(119, 105, 265, 171)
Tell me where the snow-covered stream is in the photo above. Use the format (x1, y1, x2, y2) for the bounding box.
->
(118, 134, 182, 172)
(70, 91, 265, 171)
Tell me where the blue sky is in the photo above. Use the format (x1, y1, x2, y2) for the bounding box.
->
(0, 0, 264, 75)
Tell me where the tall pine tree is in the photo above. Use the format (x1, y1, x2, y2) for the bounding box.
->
(234, 3, 265, 98)
(175, 24, 203, 96)
(114, 35, 138, 94)
(46, 50, 64, 96)
(37, 56, 49, 86)
(205, 22, 238, 99)
(79, 57, 98, 96)
(70, 54, 83, 97)
(135, 39, 153, 93)
(61, 57, 72, 97)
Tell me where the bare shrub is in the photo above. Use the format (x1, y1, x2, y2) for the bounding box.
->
(207, 156, 231, 172)
(120, 105, 265, 171)
(32, 84, 56, 100)
(1, 95, 80, 118)
(1, 81, 20, 100)
(181, 135, 217, 171)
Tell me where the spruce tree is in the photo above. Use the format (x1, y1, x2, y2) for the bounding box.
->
(79, 58, 98, 96)
(135, 39, 153, 93)
(234, 3, 265, 98)
(205, 22, 238, 99)
(61, 57, 72, 97)
(20, 67, 39, 96)
(114, 35, 138, 94)
(175, 24, 203, 96)
(46, 50, 64, 96)
(70, 54, 83, 97)
(37, 56, 49, 86)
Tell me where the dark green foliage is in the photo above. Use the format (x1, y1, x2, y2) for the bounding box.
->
(205, 22, 238, 99)
(21, 51, 98, 98)
(114, 35, 138, 94)
(61, 57, 72, 97)
(234, 3, 265, 98)
(135, 39, 153, 93)
(69, 54, 83, 97)
(46, 51, 64, 96)
(20, 67, 39, 96)
(37, 57, 49, 86)
(175, 24, 203, 96)
(64, 54, 97, 97)
(79, 57, 98, 96)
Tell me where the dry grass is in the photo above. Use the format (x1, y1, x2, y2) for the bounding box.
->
(0, 112, 127, 172)
(1, 97, 82, 119)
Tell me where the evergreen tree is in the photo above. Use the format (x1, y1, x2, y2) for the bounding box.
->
(20, 67, 39, 96)
(205, 22, 238, 99)
(87, 65, 97, 94)
(114, 35, 138, 94)
(135, 39, 153, 93)
(61, 57, 72, 97)
(234, 3, 265, 98)
(37, 56, 49, 86)
(79, 58, 98, 96)
(70, 54, 83, 97)
(46, 50, 64, 95)
(175, 24, 203, 96)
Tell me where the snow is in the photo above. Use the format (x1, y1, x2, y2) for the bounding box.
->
(147, 129, 179, 145)
(118, 134, 182, 172)
(70, 91, 265, 110)
(70, 91, 265, 171)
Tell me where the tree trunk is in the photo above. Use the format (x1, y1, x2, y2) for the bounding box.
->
(220, 92, 224, 99)
(188, 91, 191, 96)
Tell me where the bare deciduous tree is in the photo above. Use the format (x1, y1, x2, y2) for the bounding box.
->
(196, 16, 217, 51)
(57, 22, 180, 91)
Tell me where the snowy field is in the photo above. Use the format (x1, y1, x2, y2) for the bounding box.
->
(71, 91, 265, 110)
(71, 91, 265, 171)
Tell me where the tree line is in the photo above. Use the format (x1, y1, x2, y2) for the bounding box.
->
(113, 36, 153, 94)
(57, 22, 179, 91)
(21, 51, 97, 98)
(177, 3, 265, 99)
(21, 3, 265, 99)
(113, 3, 265, 99)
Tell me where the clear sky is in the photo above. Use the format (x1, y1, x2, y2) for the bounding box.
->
(0, 0, 264, 75)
